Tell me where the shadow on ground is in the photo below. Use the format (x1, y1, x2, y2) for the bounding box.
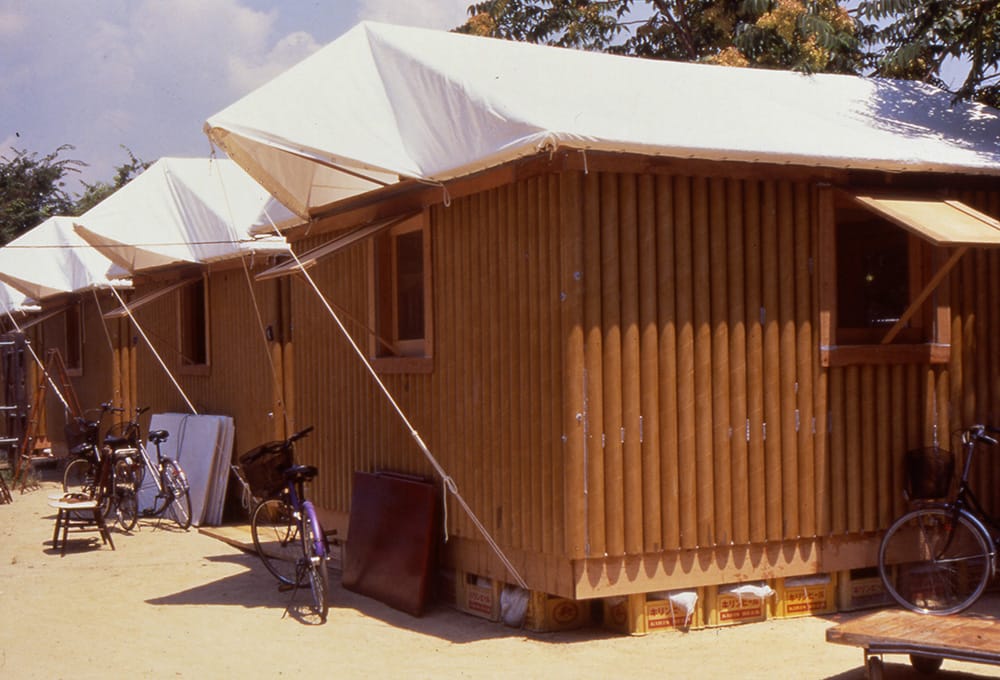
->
(144, 551, 623, 644)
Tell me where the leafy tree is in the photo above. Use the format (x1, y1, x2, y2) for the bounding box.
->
(459, 0, 623, 51)
(72, 147, 150, 215)
(857, 0, 1000, 107)
(458, 1, 863, 73)
(0, 145, 83, 244)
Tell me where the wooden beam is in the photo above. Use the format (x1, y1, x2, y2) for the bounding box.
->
(573, 534, 883, 599)
(881, 247, 967, 344)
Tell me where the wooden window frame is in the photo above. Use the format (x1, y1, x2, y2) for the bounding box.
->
(369, 212, 433, 374)
(819, 187, 951, 367)
(177, 275, 210, 375)
(64, 301, 83, 377)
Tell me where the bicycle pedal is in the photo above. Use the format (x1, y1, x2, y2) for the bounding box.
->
(278, 583, 297, 592)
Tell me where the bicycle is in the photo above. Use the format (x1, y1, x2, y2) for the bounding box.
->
(239, 426, 329, 622)
(878, 424, 1000, 615)
(62, 402, 111, 494)
(134, 423, 192, 530)
(62, 402, 139, 531)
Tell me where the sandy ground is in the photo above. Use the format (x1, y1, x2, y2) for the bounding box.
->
(3, 470, 1000, 680)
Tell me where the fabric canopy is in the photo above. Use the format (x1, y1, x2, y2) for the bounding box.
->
(73, 157, 297, 273)
(205, 21, 1000, 220)
(0, 281, 36, 317)
(0, 216, 130, 300)
(851, 195, 1000, 247)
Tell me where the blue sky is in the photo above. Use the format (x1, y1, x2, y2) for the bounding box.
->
(0, 0, 470, 194)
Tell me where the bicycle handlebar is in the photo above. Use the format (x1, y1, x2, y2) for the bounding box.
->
(100, 401, 124, 414)
(288, 426, 314, 444)
(81, 401, 124, 423)
(964, 424, 1000, 446)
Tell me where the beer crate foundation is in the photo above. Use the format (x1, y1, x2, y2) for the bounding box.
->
(776, 574, 837, 618)
(706, 582, 774, 627)
(837, 567, 892, 611)
(523, 591, 592, 632)
(443, 570, 502, 622)
(603, 589, 702, 635)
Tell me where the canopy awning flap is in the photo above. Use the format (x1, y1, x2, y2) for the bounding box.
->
(103, 275, 202, 320)
(8, 304, 67, 331)
(851, 195, 1000, 247)
(255, 212, 418, 281)
(0, 281, 36, 316)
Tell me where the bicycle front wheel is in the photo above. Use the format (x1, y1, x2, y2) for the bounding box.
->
(301, 504, 329, 621)
(879, 506, 993, 615)
(251, 498, 300, 585)
(163, 461, 192, 530)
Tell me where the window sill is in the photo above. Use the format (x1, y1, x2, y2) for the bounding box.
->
(371, 356, 433, 374)
(821, 344, 950, 367)
(178, 364, 210, 377)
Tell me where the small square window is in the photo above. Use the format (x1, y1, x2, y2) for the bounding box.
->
(64, 302, 83, 376)
(371, 214, 432, 372)
(178, 277, 209, 370)
(820, 189, 950, 366)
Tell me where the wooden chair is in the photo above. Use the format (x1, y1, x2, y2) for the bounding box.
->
(48, 453, 115, 556)
(0, 472, 10, 504)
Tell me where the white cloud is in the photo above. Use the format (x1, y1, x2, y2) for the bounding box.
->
(0, 134, 18, 156)
(0, 9, 26, 36)
(356, 0, 470, 30)
(0, 0, 470, 197)
(228, 30, 322, 94)
(0, 0, 335, 193)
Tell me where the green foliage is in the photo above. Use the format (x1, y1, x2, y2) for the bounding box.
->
(458, 1, 624, 51)
(73, 147, 150, 216)
(857, 0, 1000, 107)
(0, 145, 83, 244)
(0, 145, 150, 245)
(457, 1, 863, 73)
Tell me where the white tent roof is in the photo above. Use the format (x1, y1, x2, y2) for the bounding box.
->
(0, 216, 130, 301)
(73, 157, 297, 273)
(205, 21, 1000, 220)
(0, 281, 36, 317)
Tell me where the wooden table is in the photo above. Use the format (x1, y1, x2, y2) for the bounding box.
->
(827, 608, 1000, 679)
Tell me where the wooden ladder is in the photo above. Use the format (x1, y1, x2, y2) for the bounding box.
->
(13, 349, 82, 492)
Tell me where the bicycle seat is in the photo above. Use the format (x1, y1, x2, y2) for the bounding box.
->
(283, 464, 318, 483)
(103, 434, 131, 449)
(148, 430, 169, 444)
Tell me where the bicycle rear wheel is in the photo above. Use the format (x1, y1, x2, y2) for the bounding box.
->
(251, 498, 300, 585)
(116, 488, 138, 531)
(63, 458, 92, 494)
(301, 503, 329, 621)
(112, 458, 139, 531)
(163, 461, 192, 529)
(879, 506, 992, 615)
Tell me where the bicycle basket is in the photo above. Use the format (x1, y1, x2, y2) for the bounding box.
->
(64, 417, 99, 456)
(238, 441, 292, 499)
(904, 446, 954, 500)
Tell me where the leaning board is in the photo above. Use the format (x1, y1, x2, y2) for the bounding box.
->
(138, 413, 235, 526)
